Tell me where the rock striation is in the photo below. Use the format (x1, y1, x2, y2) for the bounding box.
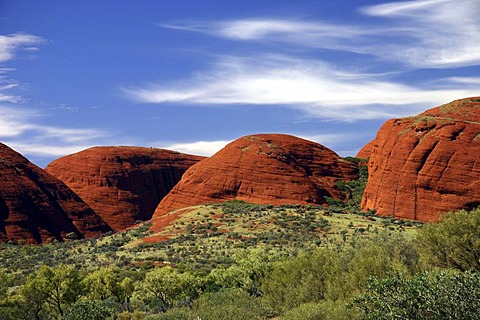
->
(356, 139, 375, 159)
(361, 97, 480, 222)
(153, 134, 359, 217)
(0, 142, 111, 243)
(46, 147, 204, 231)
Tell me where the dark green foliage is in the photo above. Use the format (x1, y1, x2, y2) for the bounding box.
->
(63, 299, 118, 320)
(191, 288, 268, 320)
(261, 232, 419, 315)
(354, 271, 480, 320)
(262, 249, 342, 314)
(21, 264, 83, 318)
(280, 301, 360, 320)
(3, 202, 480, 319)
(417, 208, 480, 271)
(325, 158, 369, 214)
(144, 307, 191, 320)
(139, 267, 200, 312)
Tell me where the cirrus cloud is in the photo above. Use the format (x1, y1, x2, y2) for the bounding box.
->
(126, 56, 478, 121)
(162, 0, 480, 69)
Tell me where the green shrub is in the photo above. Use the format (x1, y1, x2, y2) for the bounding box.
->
(191, 288, 267, 320)
(144, 307, 191, 320)
(354, 271, 480, 319)
(417, 208, 480, 271)
(63, 299, 118, 320)
(280, 301, 360, 320)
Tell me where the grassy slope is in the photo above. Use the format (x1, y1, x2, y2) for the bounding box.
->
(0, 201, 420, 282)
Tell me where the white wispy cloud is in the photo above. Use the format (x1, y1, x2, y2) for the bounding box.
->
(362, 0, 480, 68)
(162, 19, 367, 53)
(0, 33, 44, 63)
(0, 33, 45, 103)
(0, 80, 23, 103)
(137, 0, 480, 120)
(162, 0, 480, 69)
(156, 133, 359, 157)
(298, 133, 358, 146)
(126, 56, 478, 121)
(0, 33, 106, 161)
(159, 140, 231, 156)
(0, 105, 109, 158)
(5, 142, 97, 157)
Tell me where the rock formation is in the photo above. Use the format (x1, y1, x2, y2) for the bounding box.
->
(0, 142, 111, 243)
(46, 147, 204, 231)
(356, 140, 375, 159)
(153, 134, 359, 217)
(362, 97, 480, 222)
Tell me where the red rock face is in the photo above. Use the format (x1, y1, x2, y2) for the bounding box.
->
(153, 134, 359, 217)
(362, 97, 480, 222)
(0, 143, 111, 244)
(356, 140, 375, 159)
(46, 147, 204, 231)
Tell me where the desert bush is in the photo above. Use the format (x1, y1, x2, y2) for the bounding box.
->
(261, 249, 342, 315)
(280, 301, 360, 320)
(63, 299, 119, 320)
(191, 288, 268, 320)
(354, 271, 480, 319)
(417, 208, 480, 271)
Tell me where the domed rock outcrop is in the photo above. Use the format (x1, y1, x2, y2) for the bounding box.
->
(0, 142, 111, 244)
(153, 134, 359, 217)
(46, 147, 204, 231)
(362, 97, 480, 222)
(356, 139, 375, 159)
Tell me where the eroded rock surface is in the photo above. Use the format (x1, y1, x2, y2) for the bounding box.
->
(154, 134, 359, 217)
(361, 97, 480, 221)
(356, 140, 375, 159)
(46, 147, 204, 230)
(0, 143, 111, 243)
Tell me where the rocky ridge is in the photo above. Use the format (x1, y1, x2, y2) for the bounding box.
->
(361, 97, 480, 221)
(0, 143, 111, 243)
(153, 134, 359, 217)
(46, 146, 204, 231)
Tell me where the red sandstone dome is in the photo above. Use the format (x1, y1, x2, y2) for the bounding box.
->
(153, 134, 359, 217)
(46, 146, 204, 231)
(0, 142, 111, 244)
(356, 140, 375, 159)
(361, 97, 480, 222)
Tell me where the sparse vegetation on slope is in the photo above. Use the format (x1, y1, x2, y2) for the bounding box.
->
(2, 203, 480, 319)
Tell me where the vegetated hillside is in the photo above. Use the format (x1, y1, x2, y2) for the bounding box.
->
(0, 142, 111, 244)
(154, 134, 359, 219)
(46, 146, 205, 231)
(361, 97, 480, 222)
(0, 200, 419, 280)
(3, 205, 480, 320)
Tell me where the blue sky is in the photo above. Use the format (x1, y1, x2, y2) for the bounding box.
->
(1, 0, 479, 167)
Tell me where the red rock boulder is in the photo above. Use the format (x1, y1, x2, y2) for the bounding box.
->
(362, 97, 480, 222)
(153, 134, 359, 217)
(0, 142, 111, 244)
(46, 147, 204, 231)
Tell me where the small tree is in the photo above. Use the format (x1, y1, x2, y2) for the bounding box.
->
(83, 267, 135, 311)
(138, 267, 200, 312)
(21, 264, 83, 318)
(417, 208, 480, 271)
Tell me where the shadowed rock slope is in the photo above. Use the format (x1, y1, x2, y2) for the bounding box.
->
(0, 143, 111, 243)
(153, 134, 359, 217)
(46, 147, 205, 231)
(362, 97, 480, 222)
